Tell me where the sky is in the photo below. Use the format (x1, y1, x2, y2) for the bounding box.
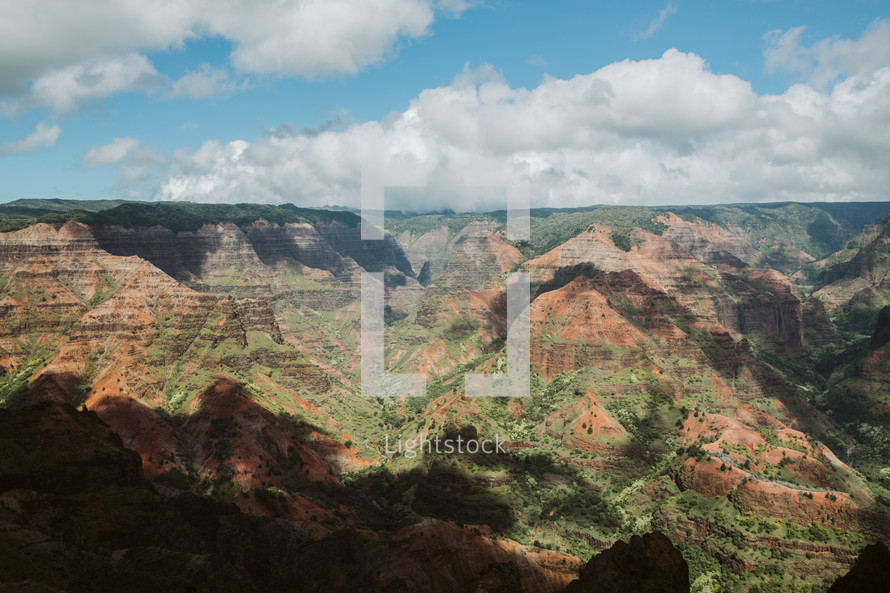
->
(0, 0, 889, 212)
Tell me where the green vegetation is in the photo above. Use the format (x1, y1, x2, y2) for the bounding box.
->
(0, 199, 376, 234)
(0, 355, 47, 408)
(540, 484, 621, 529)
(610, 229, 633, 252)
(62, 202, 312, 232)
(0, 198, 128, 231)
(386, 211, 496, 242)
(525, 205, 668, 256)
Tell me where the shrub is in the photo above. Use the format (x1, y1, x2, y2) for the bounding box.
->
(610, 230, 633, 252)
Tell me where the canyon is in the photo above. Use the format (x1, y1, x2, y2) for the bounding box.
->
(1, 200, 890, 592)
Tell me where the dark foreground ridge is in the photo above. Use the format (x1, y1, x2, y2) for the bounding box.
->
(563, 532, 689, 593)
(0, 402, 879, 593)
(826, 541, 890, 593)
(0, 401, 685, 593)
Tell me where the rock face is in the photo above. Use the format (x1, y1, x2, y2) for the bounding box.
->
(524, 220, 821, 353)
(827, 541, 890, 593)
(717, 268, 807, 351)
(658, 212, 758, 268)
(529, 275, 650, 380)
(397, 224, 451, 282)
(90, 217, 414, 285)
(814, 214, 890, 317)
(438, 224, 522, 291)
(0, 221, 368, 489)
(562, 532, 690, 593)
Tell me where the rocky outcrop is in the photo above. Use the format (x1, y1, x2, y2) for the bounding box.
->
(530, 275, 650, 380)
(730, 480, 861, 531)
(408, 225, 520, 338)
(437, 225, 522, 291)
(90, 218, 414, 291)
(658, 212, 758, 267)
(90, 223, 245, 284)
(243, 221, 356, 275)
(524, 222, 812, 351)
(311, 218, 414, 276)
(398, 224, 451, 282)
(562, 532, 689, 593)
(227, 296, 284, 344)
(715, 268, 806, 351)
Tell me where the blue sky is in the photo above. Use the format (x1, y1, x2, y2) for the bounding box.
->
(1, 0, 889, 210)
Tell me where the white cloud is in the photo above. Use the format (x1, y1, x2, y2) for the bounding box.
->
(0, 123, 62, 155)
(148, 45, 890, 209)
(634, 1, 677, 41)
(83, 137, 167, 189)
(83, 137, 141, 168)
(765, 18, 890, 88)
(0, 0, 471, 97)
(30, 53, 162, 114)
(169, 64, 242, 100)
(211, 0, 437, 79)
(0, 1, 194, 95)
(116, 145, 168, 185)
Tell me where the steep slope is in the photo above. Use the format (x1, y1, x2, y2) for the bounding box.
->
(810, 306, 890, 510)
(0, 222, 369, 494)
(666, 202, 890, 274)
(386, 223, 521, 374)
(812, 214, 890, 335)
(378, 210, 886, 591)
(0, 401, 877, 593)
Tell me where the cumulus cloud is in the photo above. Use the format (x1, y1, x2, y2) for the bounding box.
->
(30, 53, 162, 114)
(765, 18, 890, 88)
(634, 1, 677, 41)
(147, 45, 890, 209)
(0, 0, 471, 97)
(0, 123, 62, 155)
(169, 64, 243, 100)
(116, 145, 168, 186)
(83, 137, 142, 168)
(212, 0, 436, 78)
(83, 137, 167, 190)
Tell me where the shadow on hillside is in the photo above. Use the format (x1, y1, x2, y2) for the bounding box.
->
(532, 263, 601, 300)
